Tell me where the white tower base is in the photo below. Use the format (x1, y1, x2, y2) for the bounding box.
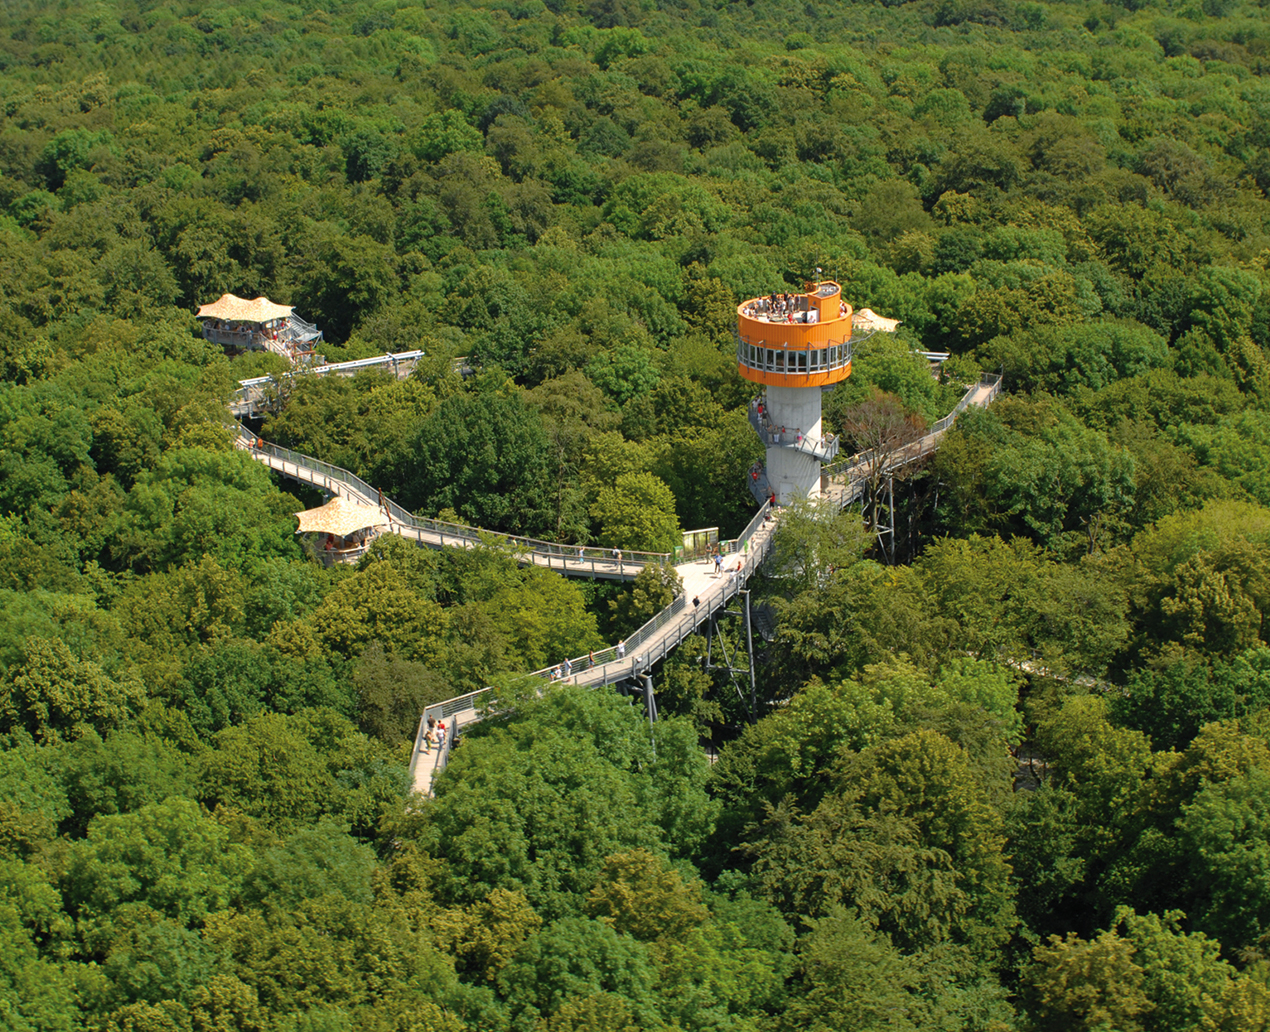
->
(765, 385, 825, 504)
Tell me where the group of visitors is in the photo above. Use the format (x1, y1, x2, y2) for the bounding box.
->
(741, 292, 824, 325)
(423, 715, 448, 753)
(763, 421, 804, 446)
(749, 397, 809, 447)
(746, 293, 801, 318)
(549, 643, 623, 682)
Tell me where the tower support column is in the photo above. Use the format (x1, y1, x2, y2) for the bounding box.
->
(764, 384, 825, 504)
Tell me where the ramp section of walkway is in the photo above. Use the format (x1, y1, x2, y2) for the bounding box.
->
(407, 501, 779, 795)
(233, 427, 671, 580)
(822, 374, 1001, 508)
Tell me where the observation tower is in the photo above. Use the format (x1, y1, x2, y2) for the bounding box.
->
(737, 280, 853, 505)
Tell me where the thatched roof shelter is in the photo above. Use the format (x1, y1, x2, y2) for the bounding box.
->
(197, 294, 294, 323)
(294, 495, 388, 538)
(853, 308, 902, 333)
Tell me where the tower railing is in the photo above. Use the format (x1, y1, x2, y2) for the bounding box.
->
(736, 333, 854, 379)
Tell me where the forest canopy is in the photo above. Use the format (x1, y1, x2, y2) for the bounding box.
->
(6, 0, 1270, 1027)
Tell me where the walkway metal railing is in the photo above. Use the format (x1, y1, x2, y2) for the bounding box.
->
(234, 351, 425, 394)
(229, 351, 426, 416)
(930, 372, 1002, 434)
(820, 373, 1001, 482)
(233, 425, 674, 572)
(410, 499, 778, 787)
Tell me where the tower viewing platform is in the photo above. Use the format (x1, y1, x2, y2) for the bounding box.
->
(737, 280, 854, 504)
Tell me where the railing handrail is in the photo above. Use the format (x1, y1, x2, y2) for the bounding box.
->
(232, 351, 426, 398)
(414, 499, 778, 745)
(821, 373, 1000, 481)
(235, 425, 676, 568)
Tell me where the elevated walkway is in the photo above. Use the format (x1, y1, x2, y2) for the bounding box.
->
(821, 374, 1001, 508)
(233, 426, 672, 579)
(228, 351, 426, 419)
(229, 372, 1002, 798)
(407, 505, 777, 794)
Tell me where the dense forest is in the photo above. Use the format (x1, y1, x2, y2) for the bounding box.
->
(4, 0, 1270, 1027)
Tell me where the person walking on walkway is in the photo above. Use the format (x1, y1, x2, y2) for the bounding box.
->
(714, 552, 723, 576)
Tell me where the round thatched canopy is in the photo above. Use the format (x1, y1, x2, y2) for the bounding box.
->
(294, 495, 388, 538)
(197, 294, 294, 323)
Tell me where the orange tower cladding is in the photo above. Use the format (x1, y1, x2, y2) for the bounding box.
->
(737, 281, 853, 505)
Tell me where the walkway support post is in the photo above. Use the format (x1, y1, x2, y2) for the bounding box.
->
(638, 673, 657, 759)
(743, 589, 757, 724)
